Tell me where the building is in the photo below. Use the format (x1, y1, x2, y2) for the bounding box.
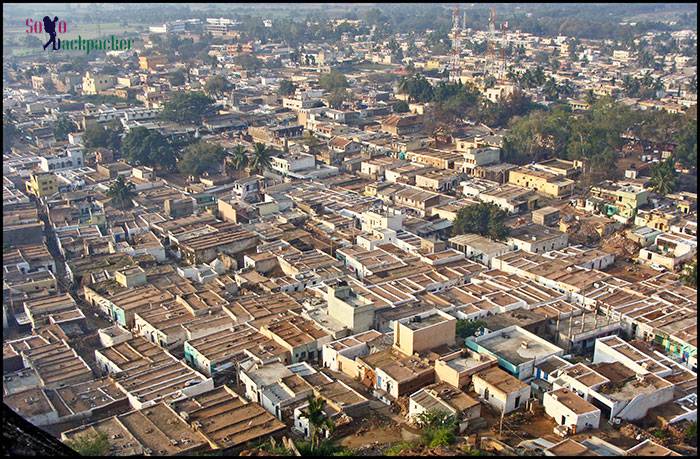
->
(172, 385, 287, 452)
(183, 323, 289, 377)
(380, 114, 422, 136)
(25, 172, 59, 198)
(543, 388, 601, 434)
(393, 309, 456, 356)
(409, 382, 481, 431)
(434, 349, 498, 390)
(472, 366, 531, 414)
(638, 232, 696, 271)
(507, 224, 569, 255)
(82, 72, 116, 95)
(449, 234, 511, 268)
(138, 55, 168, 71)
(259, 313, 331, 364)
(326, 281, 377, 333)
(467, 325, 565, 380)
(508, 166, 575, 198)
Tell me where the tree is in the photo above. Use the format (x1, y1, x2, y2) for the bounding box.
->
(249, 142, 273, 175)
(204, 75, 231, 98)
(300, 396, 335, 452)
(53, 115, 75, 141)
(3, 118, 17, 153)
(160, 91, 216, 125)
(393, 100, 410, 113)
(452, 202, 510, 241)
(327, 89, 347, 109)
(168, 70, 186, 86)
(456, 319, 487, 340)
(106, 175, 136, 210)
(122, 126, 177, 170)
(278, 79, 296, 96)
(178, 141, 226, 177)
(228, 144, 249, 174)
(65, 431, 110, 456)
(319, 71, 349, 92)
(679, 260, 697, 288)
(416, 410, 457, 448)
(83, 122, 122, 151)
(649, 159, 679, 195)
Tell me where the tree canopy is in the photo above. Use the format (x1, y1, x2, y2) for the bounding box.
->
(53, 115, 76, 141)
(319, 71, 349, 92)
(452, 202, 510, 241)
(178, 141, 227, 177)
(83, 121, 123, 152)
(278, 80, 297, 97)
(122, 126, 177, 171)
(204, 75, 232, 97)
(160, 91, 216, 125)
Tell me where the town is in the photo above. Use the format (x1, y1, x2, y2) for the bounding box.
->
(2, 3, 697, 457)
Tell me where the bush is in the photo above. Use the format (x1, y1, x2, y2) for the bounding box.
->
(65, 431, 109, 456)
(385, 441, 417, 456)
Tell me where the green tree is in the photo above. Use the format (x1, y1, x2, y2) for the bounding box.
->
(649, 159, 679, 195)
(456, 319, 487, 340)
(160, 91, 216, 125)
(278, 79, 297, 96)
(685, 421, 697, 445)
(3, 118, 17, 153)
(452, 202, 510, 241)
(204, 75, 231, 97)
(327, 89, 347, 109)
(679, 260, 697, 288)
(178, 141, 226, 177)
(83, 122, 122, 151)
(228, 144, 249, 174)
(106, 175, 136, 210)
(393, 100, 410, 113)
(319, 71, 349, 92)
(65, 431, 110, 456)
(53, 115, 76, 141)
(122, 126, 177, 170)
(416, 410, 457, 448)
(674, 117, 698, 169)
(249, 142, 273, 175)
(168, 69, 186, 86)
(300, 396, 335, 452)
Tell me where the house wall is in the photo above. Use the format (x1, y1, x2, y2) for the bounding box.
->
(473, 377, 531, 414)
(543, 392, 601, 432)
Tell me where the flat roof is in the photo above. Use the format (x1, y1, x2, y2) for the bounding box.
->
(474, 366, 529, 394)
(472, 326, 563, 365)
(548, 388, 599, 415)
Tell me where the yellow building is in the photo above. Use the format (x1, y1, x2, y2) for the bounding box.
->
(508, 167, 575, 198)
(138, 55, 168, 71)
(82, 72, 116, 95)
(26, 172, 59, 197)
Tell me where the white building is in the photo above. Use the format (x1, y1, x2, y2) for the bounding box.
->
(472, 366, 531, 414)
(543, 388, 601, 434)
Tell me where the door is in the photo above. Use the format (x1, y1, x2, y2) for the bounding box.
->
(484, 388, 490, 400)
(514, 396, 521, 408)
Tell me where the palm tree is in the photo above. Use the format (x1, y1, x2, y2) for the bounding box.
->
(679, 260, 697, 288)
(227, 144, 249, 176)
(650, 159, 679, 196)
(302, 396, 335, 451)
(106, 175, 136, 210)
(249, 142, 272, 175)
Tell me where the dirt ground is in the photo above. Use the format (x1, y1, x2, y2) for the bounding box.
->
(604, 257, 664, 282)
(340, 424, 404, 450)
